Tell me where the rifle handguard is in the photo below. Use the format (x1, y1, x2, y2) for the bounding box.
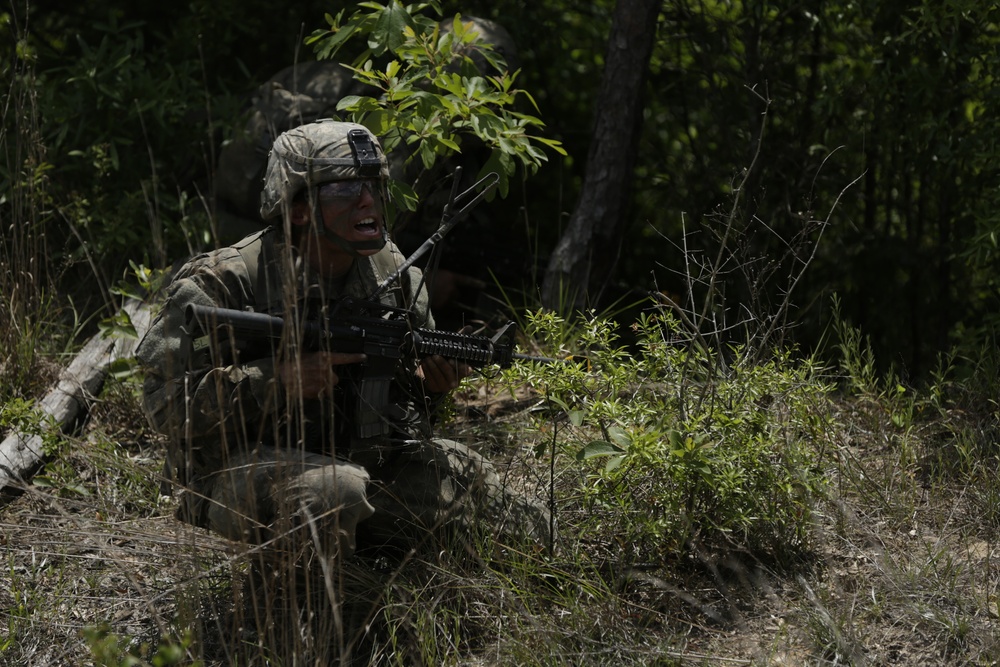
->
(409, 322, 514, 367)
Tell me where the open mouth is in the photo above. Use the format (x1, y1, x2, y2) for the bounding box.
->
(354, 217, 380, 235)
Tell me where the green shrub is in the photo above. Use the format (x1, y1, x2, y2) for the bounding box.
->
(505, 308, 833, 564)
(84, 624, 198, 667)
(306, 1, 565, 209)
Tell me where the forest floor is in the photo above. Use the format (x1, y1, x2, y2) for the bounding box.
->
(2, 376, 999, 666)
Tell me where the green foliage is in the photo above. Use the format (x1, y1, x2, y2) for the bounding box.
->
(0, 397, 60, 456)
(19, 14, 211, 271)
(504, 307, 832, 563)
(84, 624, 198, 667)
(306, 1, 565, 208)
(631, 0, 1000, 377)
(4, 0, 1000, 385)
(0, 290, 64, 402)
(3, 12, 193, 326)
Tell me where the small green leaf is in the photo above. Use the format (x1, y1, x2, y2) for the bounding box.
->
(362, 108, 392, 135)
(337, 95, 382, 113)
(604, 454, 626, 473)
(33, 475, 54, 488)
(547, 395, 570, 412)
(387, 179, 418, 212)
(109, 357, 138, 380)
(371, 1, 413, 54)
(418, 141, 436, 169)
(576, 440, 625, 461)
(438, 135, 461, 152)
(607, 425, 630, 448)
(99, 311, 137, 339)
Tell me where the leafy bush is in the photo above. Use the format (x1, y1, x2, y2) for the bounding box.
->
(505, 307, 833, 564)
(84, 624, 197, 667)
(2, 12, 212, 321)
(306, 1, 565, 209)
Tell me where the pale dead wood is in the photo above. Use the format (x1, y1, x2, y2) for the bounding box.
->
(0, 298, 154, 490)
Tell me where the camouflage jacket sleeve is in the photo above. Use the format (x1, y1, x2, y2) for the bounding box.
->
(135, 248, 283, 445)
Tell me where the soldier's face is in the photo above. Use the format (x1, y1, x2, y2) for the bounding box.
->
(316, 180, 385, 256)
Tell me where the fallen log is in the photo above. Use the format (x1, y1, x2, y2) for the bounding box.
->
(0, 298, 153, 491)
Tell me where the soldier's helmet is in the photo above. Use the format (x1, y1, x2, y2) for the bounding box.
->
(259, 119, 390, 221)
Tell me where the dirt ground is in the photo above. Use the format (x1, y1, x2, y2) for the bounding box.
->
(2, 384, 999, 666)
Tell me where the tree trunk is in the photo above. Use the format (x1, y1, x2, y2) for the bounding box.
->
(541, 0, 661, 312)
(0, 299, 153, 491)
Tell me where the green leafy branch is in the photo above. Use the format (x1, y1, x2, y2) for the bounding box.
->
(306, 2, 565, 209)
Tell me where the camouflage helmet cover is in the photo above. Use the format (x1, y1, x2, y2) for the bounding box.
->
(259, 119, 389, 220)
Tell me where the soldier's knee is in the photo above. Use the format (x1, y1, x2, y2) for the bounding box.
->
(292, 463, 375, 557)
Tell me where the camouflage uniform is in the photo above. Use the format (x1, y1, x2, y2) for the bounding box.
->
(137, 121, 551, 565)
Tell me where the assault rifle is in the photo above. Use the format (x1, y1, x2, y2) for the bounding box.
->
(184, 168, 550, 440)
(184, 300, 540, 440)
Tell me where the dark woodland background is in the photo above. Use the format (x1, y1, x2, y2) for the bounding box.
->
(5, 0, 1000, 381)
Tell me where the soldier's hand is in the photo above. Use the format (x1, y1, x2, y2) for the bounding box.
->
(417, 355, 471, 393)
(279, 351, 366, 400)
